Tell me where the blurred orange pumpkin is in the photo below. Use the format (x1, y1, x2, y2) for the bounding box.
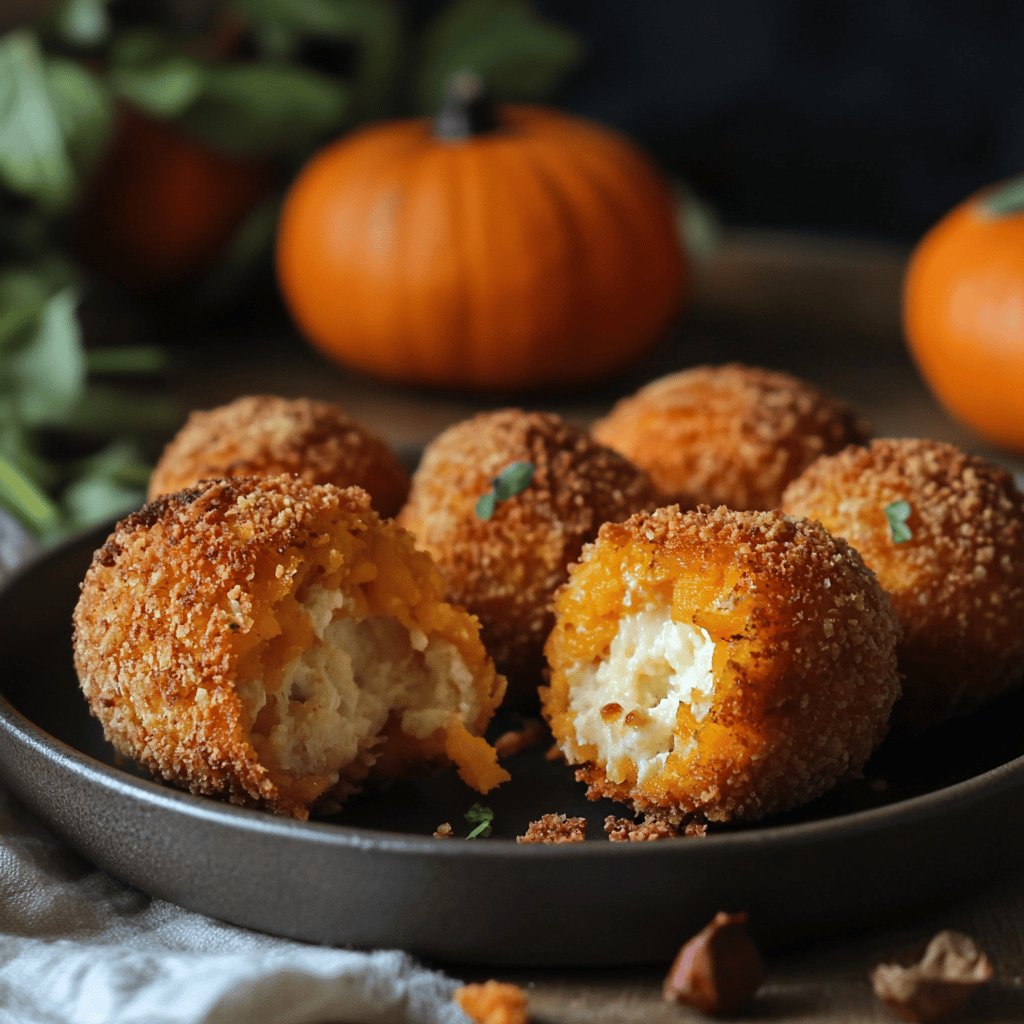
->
(904, 177, 1024, 452)
(276, 73, 687, 391)
(78, 106, 274, 291)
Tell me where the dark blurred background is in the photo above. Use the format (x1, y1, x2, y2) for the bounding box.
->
(533, 0, 1022, 240)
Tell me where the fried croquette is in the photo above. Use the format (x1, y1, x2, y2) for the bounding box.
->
(542, 506, 900, 823)
(782, 438, 1024, 728)
(398, 409, 657, 698)
(592, 364, 870, 510)
(148, 395, 409, 517)
(73, 476, 507, 819)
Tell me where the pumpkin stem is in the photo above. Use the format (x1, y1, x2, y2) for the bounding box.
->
(434, 71, 499, 141)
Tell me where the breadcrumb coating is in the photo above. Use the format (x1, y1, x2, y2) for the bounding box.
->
(542, 505, 900, 823)
(148, 395, 409, 517)
(516, 813, 587, 844)
(783, 438, 1024, 728)
(398, 409, 657, 700)
(592, 364, 870, 510)
(73, 476, 505, 819)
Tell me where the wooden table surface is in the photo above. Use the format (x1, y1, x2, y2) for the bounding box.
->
(174, 229, 1024, 1023)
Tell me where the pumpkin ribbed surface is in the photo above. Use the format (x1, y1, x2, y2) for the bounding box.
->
(277, 106, 685, 391)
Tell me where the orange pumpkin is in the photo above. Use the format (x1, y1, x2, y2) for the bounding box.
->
(276, 73, 687, 391)
(77, 106, 274, 291)
(904, 177, 1024, 452)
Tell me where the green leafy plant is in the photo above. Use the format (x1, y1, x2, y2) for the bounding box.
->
(0, 0, 582, 540)
(0, 264, 174, 539)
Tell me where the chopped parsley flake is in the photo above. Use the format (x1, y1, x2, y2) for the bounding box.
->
(884, 499, 913, 544)
(475, 461, 535, 520)
(464, 802, 494, 839)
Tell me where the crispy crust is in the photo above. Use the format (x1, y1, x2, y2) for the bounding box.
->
(73, 475, 504, 818)
(782, 438, 1024, 727)
(542, 505, 901, 823)
(398, 409, 657, 699)
(592, 364, 870, 510)
(149, 395, 409, 517)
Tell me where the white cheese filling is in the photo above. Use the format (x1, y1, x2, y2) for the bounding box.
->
(238, 584, 477, 778)
(567, 604, 717, 786)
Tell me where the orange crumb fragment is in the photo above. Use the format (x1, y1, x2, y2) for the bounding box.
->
(454, 981, 529, 1024)
(444, 717, 511, 794)
(494, 719, 546, 759)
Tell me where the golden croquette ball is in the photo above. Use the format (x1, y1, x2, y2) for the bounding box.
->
(398, 409, 657, 699)
(148, 395, 410, 517)
(782, 438, 1024, 728)
(592, 364, 870, 510)
(73, 476, 507, 820)
(542, 505, 900, 824)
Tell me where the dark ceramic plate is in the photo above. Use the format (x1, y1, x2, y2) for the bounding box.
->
(3, 525, 1024, 967)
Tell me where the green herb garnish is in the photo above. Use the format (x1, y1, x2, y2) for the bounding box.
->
(884, 499, 913, 544)
(475, 461, 535, 520)
(464, 802, 494, 840)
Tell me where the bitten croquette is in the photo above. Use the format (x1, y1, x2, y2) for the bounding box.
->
(148, 395, 410, 517)
(592, 364, 870, 510)
(783, 438, 1024, 728)
(398, 410, 657, 700)
(542, 506, 901, 823)
(73, 476, 507, 819)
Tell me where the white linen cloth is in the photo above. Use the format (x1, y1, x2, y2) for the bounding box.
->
(0, 787, 468, 1024)
(0, 511, 468, 1024)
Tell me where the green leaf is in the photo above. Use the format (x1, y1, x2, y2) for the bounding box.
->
(62, 474, 144, 530)
(237, 0, 405, 118)
(72, 438, 152, 489)
(884, 499, 912, 544)
(0, 421, 59, 490)
(53, 0, 111, 46)
(984, 176, 1024, 219)
(85, 346, 169, 375)
(0, 450, 62, 537)
(200, 194, 281, 301)
(0, 262, 76, 352)
(44, 58, 114, 183)
(180, 62, 350, 157)
(49, 383, 178, 435)
(0, 33, 75, 211)
(492, 460, 534, 500)
(109, 33, 205, 118)
(416, 0, 582, 113)
(0, 270, 51, 350)
(475, 490, 497, 521)
(464, 802, 494, 839)
(11, 286, 87, 426)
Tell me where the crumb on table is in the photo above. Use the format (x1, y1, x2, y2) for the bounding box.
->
(516, 813, 587, 844)
(454, 980, 529, 1024)
(433, 822, 454, 839)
